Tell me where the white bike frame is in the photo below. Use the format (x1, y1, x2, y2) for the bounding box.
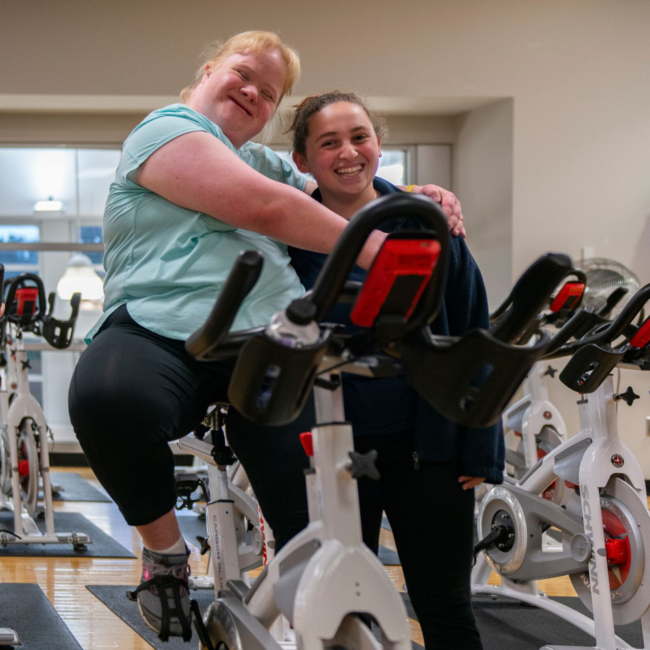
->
(504, 360, 567, 472)
(190, 366, 411, 650)
(0, 326, 90, 548)
(473, 375, 650, 650)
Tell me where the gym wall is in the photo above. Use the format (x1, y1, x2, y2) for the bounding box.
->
(2, 0, 650, 473)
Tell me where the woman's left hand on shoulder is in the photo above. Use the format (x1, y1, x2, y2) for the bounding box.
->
(411, 185, 466, 238)
(458, 476, 485, 490)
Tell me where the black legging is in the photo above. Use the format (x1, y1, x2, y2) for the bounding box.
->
(229, 423, 482, 650)
(69, 306, 481, 648)
(68, 305, 313, 548)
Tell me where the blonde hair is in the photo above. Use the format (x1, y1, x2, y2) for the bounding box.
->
(180, 31, 300, 104)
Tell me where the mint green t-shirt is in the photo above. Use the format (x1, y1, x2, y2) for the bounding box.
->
(87, 104, 307, 342)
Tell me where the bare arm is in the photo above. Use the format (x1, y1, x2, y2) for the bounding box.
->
(135, 132, 384, 268)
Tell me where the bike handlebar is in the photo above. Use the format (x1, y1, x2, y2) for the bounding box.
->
(307, 193, 450, 329)
(186, 194, 451, 361)
(548, 283, 650, 358)
(1, 272, 82, 349)
(489, 253, 573, 344)
(4, 273, 48, 325)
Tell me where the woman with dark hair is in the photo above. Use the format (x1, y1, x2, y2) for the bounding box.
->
(285, 92, 503, 649)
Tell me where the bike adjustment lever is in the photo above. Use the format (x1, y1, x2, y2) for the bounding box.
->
(614, 386, 640, 406)
(348, 450, 381, 481)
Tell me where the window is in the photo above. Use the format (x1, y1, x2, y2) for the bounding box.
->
(375, 150, 407, 186)
(79, 225, 104, 267)
(0, 225, 40, 268)
(0, 147, 120, 443)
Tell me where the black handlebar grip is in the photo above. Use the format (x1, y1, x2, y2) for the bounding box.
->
(544, 307, 595, 357)
(596, 286, 629, 319)
(0, 265, 4, 300)
(186, 250, 264, 360)
(490, 253, 573, 344)
(577, 284, 650, 348)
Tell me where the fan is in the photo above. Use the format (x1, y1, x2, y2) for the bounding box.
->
(574, 257, 640, 317)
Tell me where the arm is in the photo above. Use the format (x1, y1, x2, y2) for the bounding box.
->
(305, 177, 465, 237)
(135, 132, 384, 269)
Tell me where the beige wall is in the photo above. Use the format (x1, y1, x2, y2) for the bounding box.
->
(3, 0, 650, 470)
(4, 0, 648, 276)
(454, 99, 514, 306)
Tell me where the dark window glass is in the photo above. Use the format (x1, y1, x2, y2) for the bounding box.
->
(80, 226, 104, 265)
(0, 226, 40, 266)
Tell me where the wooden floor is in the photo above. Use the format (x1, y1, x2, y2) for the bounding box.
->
(0, 467, 584, 650)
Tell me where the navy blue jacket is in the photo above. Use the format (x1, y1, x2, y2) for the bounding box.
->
(289, 178, 504, 483)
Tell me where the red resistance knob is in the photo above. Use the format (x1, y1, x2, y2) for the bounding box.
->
(605, 537, 629, 566)
(18, 459, 31, 477)
(299, 432, 314, 457)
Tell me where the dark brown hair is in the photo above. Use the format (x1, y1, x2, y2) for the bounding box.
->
(288, 91, 387, 156)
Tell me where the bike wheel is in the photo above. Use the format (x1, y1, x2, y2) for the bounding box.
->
(17, 421, 39, 517)
(200, 600, 242, 650)
(570, 477, 650, 625)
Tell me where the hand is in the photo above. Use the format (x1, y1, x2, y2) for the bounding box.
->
(411, 185, 466, 238)
(0, 303, 4, 318)
(459, 476, 485, 490)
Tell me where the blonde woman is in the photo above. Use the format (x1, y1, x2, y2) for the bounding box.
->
(68, 32, 463, 641)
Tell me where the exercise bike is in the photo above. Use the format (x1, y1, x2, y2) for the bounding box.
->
(473, 289, 650, 650)
(500, 279, 629, 491)
(179, 193, 574, 650)
(0, 270, 90, 550)
(175, 403, 265, 592)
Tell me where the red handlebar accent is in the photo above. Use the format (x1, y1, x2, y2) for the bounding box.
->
(630, 317, 650, 348)
(350, 239, 441, 328)
(299, 432, 314, 457)
(549, 282, 585, 313)
(14, 288, 39, 317)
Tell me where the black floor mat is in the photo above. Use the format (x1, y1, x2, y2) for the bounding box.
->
(89, 585, 423, 650)
(176, 512, 401, 565)
(47, 472, 112, 502)
(0, 511, 135, 557)
(402, 592, 643, 649)
(88, 585, 215, 650)
(0, 583, 83, 649)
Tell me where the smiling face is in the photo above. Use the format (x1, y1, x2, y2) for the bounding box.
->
(293, 102, 381, 201)
(190, 49, 287, 148)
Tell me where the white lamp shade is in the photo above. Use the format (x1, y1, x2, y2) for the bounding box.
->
(56, 254, 104, 301)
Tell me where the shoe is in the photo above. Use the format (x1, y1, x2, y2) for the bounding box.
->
(127, 545, 192, 641)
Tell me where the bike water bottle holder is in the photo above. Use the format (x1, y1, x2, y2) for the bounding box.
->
(227, 331, 331, 426)
(40, 292, 81, 349)
(559, 343, 625, 393)
(402, 328, 549, 427)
